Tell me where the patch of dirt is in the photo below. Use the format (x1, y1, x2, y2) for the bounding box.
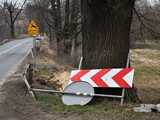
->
(0, 73, 86, 120)
(0, 75, 52, 120)
(33, 67, 70, 91)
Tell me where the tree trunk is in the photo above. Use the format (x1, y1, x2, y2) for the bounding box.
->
(81, 0, 134, 68)
(64, 0, 70, 33)
(54, 0, 64, 55)
(81, 0, 139, 102)
(9, 10, 15, 38)
(10, 23, 15, 38)
(49, 27, 55, 50)
(70, 37, 77, 66)
(69, 0, 80, 63)
(63, 0, 70, 51)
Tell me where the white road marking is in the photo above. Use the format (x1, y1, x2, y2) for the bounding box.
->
(0, 41, 29, 56)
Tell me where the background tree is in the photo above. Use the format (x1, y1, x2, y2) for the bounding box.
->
(0, 5, 10, 41)
(131, 0, 160, 46)
(25, 0, 81, 58)
(1, 0, 27, 38)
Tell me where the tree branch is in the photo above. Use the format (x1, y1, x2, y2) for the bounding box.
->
(133, 7, 160, 37)
(13, 0, 27, 23)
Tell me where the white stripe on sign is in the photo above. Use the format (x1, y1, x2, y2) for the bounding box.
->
(123, 69, 134, 87)
(70, 70, 80, 78)
(102, 69, 122, 87)
(81, 70, 99, 87)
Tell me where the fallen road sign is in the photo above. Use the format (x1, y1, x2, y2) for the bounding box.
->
(62, 81, 94, 106)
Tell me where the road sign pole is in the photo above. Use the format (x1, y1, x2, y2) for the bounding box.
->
(121, 51, 130, 105)
(32, 37, 37, 68)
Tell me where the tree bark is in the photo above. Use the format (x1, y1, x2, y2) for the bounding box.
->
(69, 0, 81, 65)
(10, 24, 15, 38)
(81, 0, 139, 102)
(9, 11, 15, 38)
(81, 0, 135, 69)
(55, 0, 64, 55)
(70, 37, 77, 66)
(64, 0, 70, 33)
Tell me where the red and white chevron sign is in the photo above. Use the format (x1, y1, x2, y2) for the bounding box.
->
(69, 68, 134, 88)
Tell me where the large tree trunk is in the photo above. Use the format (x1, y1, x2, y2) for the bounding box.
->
(81, 0, 139, 102)
(82, 0, 135, 68)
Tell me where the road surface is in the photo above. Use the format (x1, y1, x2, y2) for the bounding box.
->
(0, 38, 33, 84)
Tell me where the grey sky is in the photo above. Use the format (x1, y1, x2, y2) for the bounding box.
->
(148, 0, 159, 5)
(0, 0, 159, 2)
(0, 0, 27, 6)
(0, 0, 159, 6)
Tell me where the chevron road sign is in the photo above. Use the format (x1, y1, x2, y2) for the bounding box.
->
(27, 20, 39, 36)
(69, 68, 134, 88)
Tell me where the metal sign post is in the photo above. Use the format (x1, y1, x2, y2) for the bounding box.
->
(121, 51, 130, 105)
(23, 64, 36, 99)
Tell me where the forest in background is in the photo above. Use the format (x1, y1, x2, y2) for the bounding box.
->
(0, 0, 160, 52)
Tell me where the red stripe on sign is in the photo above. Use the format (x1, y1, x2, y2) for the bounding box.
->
(112, 68, 133, 88)
(70, 70, 90, 82)
(91, 69, 111, 87)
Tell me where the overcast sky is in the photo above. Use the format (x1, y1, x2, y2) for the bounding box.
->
(0, 0, 159, 6)
(148, 0, 159, 5)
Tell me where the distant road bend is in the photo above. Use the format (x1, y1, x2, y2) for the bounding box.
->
(0, 38, 33, 84)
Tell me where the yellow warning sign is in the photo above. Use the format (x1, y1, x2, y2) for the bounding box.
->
(27, 20, 39, 36)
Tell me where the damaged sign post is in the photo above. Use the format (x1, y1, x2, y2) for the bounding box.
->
(31, 81, 125, 106)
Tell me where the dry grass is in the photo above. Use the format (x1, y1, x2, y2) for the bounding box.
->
(131, 48, 160, 104)
(32, 40, 72, 90)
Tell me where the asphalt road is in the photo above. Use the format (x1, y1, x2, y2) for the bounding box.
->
(0, 38, 33, 83)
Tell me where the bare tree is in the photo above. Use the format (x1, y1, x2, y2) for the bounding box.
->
(29, 0, 81, 57)
(131, 0, 160, 45)
(70, 0, 81, 61)
(1, 0, 27, 38)
(0, 5, 9, 41)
